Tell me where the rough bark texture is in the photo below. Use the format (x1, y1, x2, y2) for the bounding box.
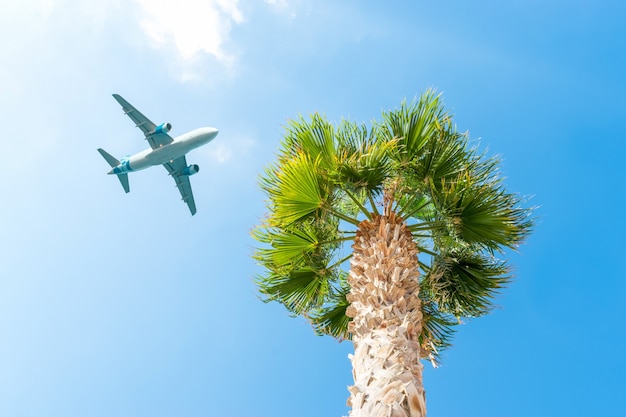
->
(345, 213, 426, 417)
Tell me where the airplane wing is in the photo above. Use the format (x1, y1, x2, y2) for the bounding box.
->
(163, 156, 197, 215)
(112, 94, 173, 149)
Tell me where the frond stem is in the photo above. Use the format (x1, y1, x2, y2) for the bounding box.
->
(318, 236, 355, 246)
(416, 246, 438, 257)
(327, 253, 353, 271)
(408, 221, 446, 232)
(367, 193, 380, 216)
(401, 199, 432, 220)
(327, 207, 361, 227)
(344, 189, 372, 220)
(412, 233, 433, 239)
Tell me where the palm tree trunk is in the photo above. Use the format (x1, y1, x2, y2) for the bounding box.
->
(345, 213, 426, 417)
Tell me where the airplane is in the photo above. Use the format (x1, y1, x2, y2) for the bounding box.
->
(98, 94, 219, 215)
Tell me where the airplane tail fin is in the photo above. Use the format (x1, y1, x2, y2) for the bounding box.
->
(97, 148, 130, 193)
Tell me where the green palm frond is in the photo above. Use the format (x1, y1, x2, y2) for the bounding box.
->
(310, 272, 352, 340)
(334, 120, 394, 195)
(256, 266, 335, 315)
(424, 249, 510, 318)
(431, 173, 532, 251)
(407, 128, 470, 187)
(280, 113, 337, 169)
(419, 296, 457, 363)
(381, 90, 450, 164)
(265, 152, 328, 226)
(253, 225, 323, 267)
(336, 142, 393, 194)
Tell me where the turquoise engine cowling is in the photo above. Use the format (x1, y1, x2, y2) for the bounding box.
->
(182, 164, 200, 176)
(155, 122, 172, 134)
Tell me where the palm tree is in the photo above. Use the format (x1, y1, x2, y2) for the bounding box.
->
(253, 90, 533, 417)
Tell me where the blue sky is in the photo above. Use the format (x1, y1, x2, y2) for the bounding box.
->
(0, 1, 624, 416)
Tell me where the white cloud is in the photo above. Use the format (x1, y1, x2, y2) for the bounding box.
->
(0, 0, 244, 84)
(208, 143, 233, 163)
(134, 0, 243, 65)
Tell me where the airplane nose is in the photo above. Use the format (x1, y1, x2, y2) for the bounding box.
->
(207, 127, 219, 139)
(198, 127, 218, 142)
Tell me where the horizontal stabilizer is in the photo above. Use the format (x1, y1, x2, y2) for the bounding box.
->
(97, 148, 120, 168)
(117, 173, 130, 193)
(98, 148, 130, 193)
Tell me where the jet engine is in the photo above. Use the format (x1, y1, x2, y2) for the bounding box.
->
(155, 122, 172, 134)
(182, 164, 200, 176)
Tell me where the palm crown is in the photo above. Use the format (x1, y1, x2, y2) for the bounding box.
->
(253, 90, 532, 364)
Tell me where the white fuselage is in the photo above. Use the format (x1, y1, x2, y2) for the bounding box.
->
(112, 127, 218, 174)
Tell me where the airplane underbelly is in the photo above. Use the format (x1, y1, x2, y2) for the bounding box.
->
(125, 142, 188, 172)
(128, 149, 157, 171)
(145, 144, 186, 165)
